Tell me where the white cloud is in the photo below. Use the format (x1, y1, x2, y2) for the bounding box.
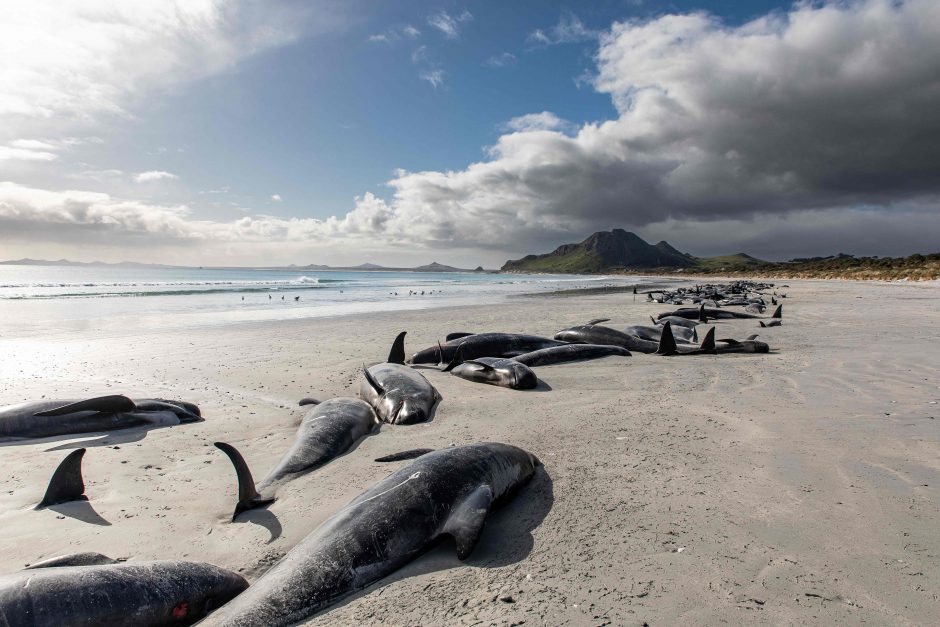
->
(369, 23, 422, 44)
(427, 10, 473, 39)
(420, 70, 445, 89)
(485, 52, 517, 68)
(0, 136, 101, 162)
(68, 169, 124, 181)
(271, 194, 282, 202)
(504, 112, 572, 133)
(135, 170, 178, 183)
(0, 146, 59, 162)
(0, 0, 330, 128)
(527, 13, 596, 47)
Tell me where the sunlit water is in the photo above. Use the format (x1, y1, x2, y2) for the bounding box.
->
(0, 265, 665, 340)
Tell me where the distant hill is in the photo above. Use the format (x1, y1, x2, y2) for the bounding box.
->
(0, 258, 178, 269)
(500, 229, 940, 279)
(1, 258, 493, 273)
(502, 229, 696, 273)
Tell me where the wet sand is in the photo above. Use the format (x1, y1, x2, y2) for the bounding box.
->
(1, 279, 939, 625)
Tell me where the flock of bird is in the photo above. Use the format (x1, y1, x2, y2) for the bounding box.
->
(0, 280, 787, 626)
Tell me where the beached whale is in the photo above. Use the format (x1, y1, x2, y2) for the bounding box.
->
(512, 344, 632, 367)
(715, 334, 770, 353)
(361, 332, 441, 424)
(199, 443, 540, 626)
(0, 395, 201, 441)
(443, 348, 538, 390)
(409, 333, 566, 365)
(214, 397, 378, 518)
(652, 315, 701, 329)
(554, 323, 660, 354)
(0, 559, 247, 626)
(624, 324, 697, 343)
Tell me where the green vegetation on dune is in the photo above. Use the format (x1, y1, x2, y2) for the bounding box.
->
(691, 253, 773, 272)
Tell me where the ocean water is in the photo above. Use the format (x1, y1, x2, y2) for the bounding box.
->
(0, 265, 656, 339)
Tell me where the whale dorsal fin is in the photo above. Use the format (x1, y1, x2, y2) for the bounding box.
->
(700, 327, 716, 352)
(374, 449, 435, 462)
(443, 343, 465, 373)
(698, 304, 708, 323)
(746, 334, 759, 341)
(36, 448, 87, 509)
(25, 552, 118, 569)
(387, 331, 407, 365)
(586, 318, 610, 326)
(718, 338, 742, 346)
(463, 360, 495, 372)
(298, 398, 319, 406)
(362, 365, 385, 395)
(759, 321, 767, 327)
(655, 322, 677, 356)
(443, 484, 494, 560)
(34, 395, 136, 417)
(771, 304, 782, 318)
(214, 442, 275, 520)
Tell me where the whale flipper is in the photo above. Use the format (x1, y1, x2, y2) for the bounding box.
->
(214, 442, 275, 519)
(655, 322, 678, 356)
(362, 365, 386, 395)
(443, 484, 494, 560)
(374, 449, 435, 462)
(36, 448, 87, 508)
(34, 395, 135, 417)
(387, 331, 407, 365)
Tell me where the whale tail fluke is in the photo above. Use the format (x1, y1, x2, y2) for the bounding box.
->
(655, 322, 678, 356)
(387, 331, 407, 365)
(700, 327, 717, 353)
(36, 448, 88, 509)
(771, 304, 783, 318)
(214, 442, 275, 520)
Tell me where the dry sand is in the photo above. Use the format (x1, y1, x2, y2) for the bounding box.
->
(1, 279, 939, 625)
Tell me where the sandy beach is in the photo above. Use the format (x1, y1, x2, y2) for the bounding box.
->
(2, 278, 939, 625)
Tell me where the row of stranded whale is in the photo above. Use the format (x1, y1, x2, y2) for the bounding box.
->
(1, 280, 785, 626)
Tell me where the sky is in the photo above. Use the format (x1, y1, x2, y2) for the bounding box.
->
(1, 0, 939, 268)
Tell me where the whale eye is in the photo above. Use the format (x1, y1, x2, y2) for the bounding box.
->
(172, 601, 189, 619)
